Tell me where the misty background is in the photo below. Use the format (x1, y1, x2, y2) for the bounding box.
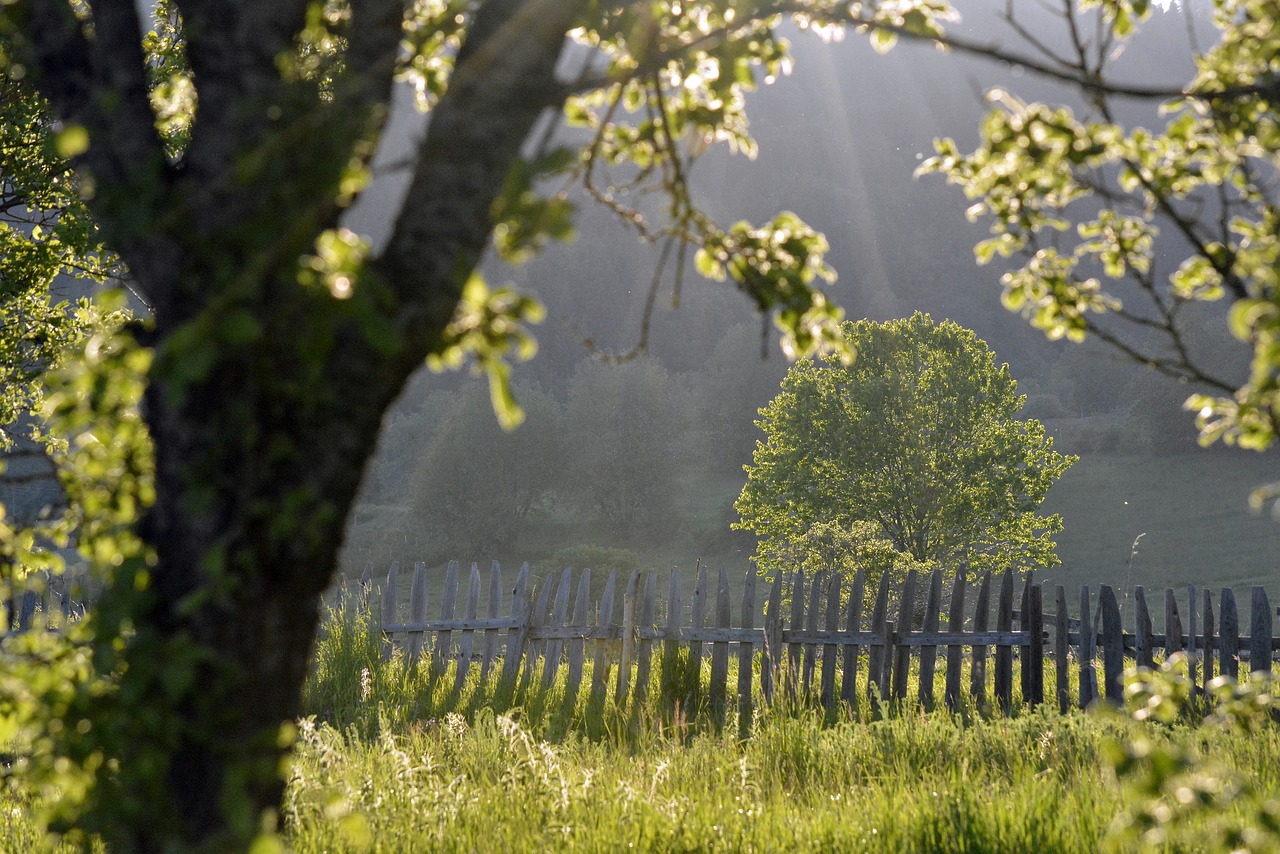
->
(338, 2, 1279, 592)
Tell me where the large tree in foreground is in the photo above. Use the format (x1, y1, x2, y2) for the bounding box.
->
(0, 1, 857, 849)
(735, 314, 1075, 579)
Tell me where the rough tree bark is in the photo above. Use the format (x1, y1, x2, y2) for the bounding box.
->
(10, 0, 586, 847)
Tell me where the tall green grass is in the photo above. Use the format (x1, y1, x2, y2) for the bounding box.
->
(283, 705, 1125, 853)
(8, 606, 1280, 851)
(289, 605, 1280, 853)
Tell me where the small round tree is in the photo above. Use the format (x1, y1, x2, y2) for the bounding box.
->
(734, 313, 1075, 583)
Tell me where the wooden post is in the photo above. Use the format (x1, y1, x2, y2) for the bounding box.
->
(971, 572, 992, 709)
(480, 561, 502, 682)
(616, 571, 639, 706)
(1099, 585, 1124, 703)
(1134, 586, 1154, 669)
(710, 568, 732, 728)
(381, 562, 399, 661)
(737, 570, 758, 738)
(821, 573, 841, 711)
(762, 572, 784, 704)
(633, 569, 657, 703)
(787, 569, 806, 701)
(454, 563, 481, 691)
(1079, 586, 1097, 708)
(1250, 587, 1272, 675)
(995, 572, 1014, 713)
(590, 570, 618, 705)
(919, 569, 943, 709)
(501, 564, 530, 684)
(841, 569, 866, 711)
(1221, 587, 1239, 681)
(1027, 584, 1044, 707)
(867, 571, 892, 705)
(892, 570, 918, 703)
(565, 568, 592, 704)
(1055, 585, 1069, 713)
(406, 562, 427, 666)
(435, 561, 459, 677)
(944, 569, 968, 712)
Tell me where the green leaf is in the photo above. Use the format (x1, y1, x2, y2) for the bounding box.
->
(53, 124, 90, 158)
(870, 28, 898, 54)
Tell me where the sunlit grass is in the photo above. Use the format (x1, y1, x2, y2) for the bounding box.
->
(7, 606, 1280, 851)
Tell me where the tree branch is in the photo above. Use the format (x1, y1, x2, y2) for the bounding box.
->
(564, 3, 1266, 105)
(376, 0, 588, 350)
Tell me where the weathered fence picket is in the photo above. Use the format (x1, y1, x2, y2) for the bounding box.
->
(1187, 585, 1199, 693)
(710, 568, 731, 726)
(786, 569, 804, 701)
(762, 572, 782, 703)
(841, 569, 865, 711)
(892, 569, 917, 702)
(455, 564, 481, 691)
(407, 563, 427, 666)
(501, 564, 529, 684)
(868, 571, 891, 704)
(737, 570, 757, 737)
(1135, 586, 1154, 670)
(590, 570, 617, 704)
(1055, 585, 1070, 714)
(995, 572, 1014, 712)
(481, 561, 502, 681)
(1252, 587, 1271, 675)
(1027, 584, 1044, 706)
(1221, 587, 1239, 681)
(919, 570, 942, 710)
(970, 572, 992, 708)
(1203, 588, 1216, 690)
(365, 563, 1280, 723)
(634, 570, 657, 704)
(821, 573, 840, 710)
(435, 561, 458, 677)
(803, 571, 823, 698)
(944, 570, 967, 711)
(686, 565, 703, 710)
(1078, 586, 1097, 707)
(565, 568, 591, 702)
(1018, 575, 1032, 704)
(616, 571, 638, 705)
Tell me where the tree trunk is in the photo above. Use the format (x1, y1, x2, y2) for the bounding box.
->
(15, 1, 586, 848)
(113, 294, 417, 849)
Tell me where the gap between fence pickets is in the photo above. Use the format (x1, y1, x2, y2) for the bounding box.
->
(359, 564, 1280, 710)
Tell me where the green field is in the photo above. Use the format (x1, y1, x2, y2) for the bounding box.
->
(8, 608, 1280, 852)
(1042, 449, 1280, 591)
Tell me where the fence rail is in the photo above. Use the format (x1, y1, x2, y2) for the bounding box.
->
(365, 561, 1280, 727)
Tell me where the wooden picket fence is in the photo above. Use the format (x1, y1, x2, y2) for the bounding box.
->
(361, 561, 1279, 725)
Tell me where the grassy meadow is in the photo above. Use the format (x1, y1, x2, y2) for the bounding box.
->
(280, 609, 1280, 853)
(8, 606, 1280, 852)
